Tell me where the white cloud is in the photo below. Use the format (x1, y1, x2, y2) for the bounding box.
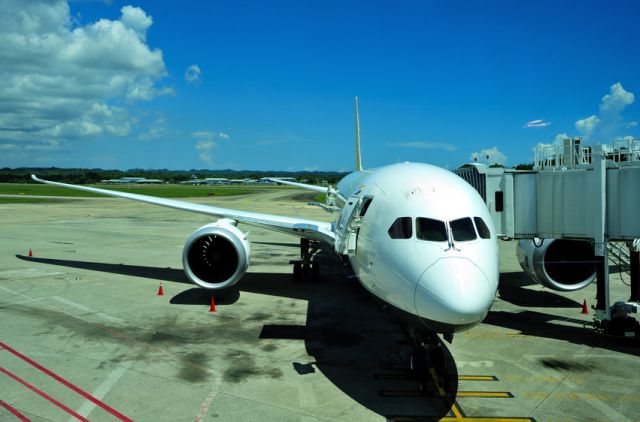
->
(523, 119, 551, 128)
(470, 146, 507, 165)
(575, 82, 635, 141)
(600, 82, 634, 113)
(195, 140, 215, 164)
(0, 1, 172, 152)
(575, 115, 599, 137)
(185, 64, 201, 84)
(390, 141, 458, 151)
(192, 130, 228, 164)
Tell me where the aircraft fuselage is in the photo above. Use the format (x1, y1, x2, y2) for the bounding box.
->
(332, 162, 499, 334)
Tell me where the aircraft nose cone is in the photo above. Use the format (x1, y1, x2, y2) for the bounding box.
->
(414, 257, 493, 328)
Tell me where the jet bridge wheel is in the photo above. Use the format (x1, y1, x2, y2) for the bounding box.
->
(292, 239, 320, 282)
(292, 262, 320, 282)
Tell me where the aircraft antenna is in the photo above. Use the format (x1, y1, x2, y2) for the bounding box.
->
(355, 96, 363, 171)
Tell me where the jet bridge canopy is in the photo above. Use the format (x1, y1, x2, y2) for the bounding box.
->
(454, 138, 640, 242)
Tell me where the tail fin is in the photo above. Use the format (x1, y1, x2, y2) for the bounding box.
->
(355, 96, 363, 171)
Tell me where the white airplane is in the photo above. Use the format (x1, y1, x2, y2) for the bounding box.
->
(31, 97, 499, 373)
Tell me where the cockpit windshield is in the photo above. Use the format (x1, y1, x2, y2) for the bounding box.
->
(387, 216, 491, 242)
(416, 218, 447, 242)
(450, 217, 477, 242)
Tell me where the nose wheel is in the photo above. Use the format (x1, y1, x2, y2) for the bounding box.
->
(292, 239, 320, 282)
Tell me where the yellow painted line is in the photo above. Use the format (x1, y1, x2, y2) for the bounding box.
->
(458, 375, 498, 381)
(450, 403, 464, 420)
(428, 367, 461, 420)
(457, 391, 512, 398)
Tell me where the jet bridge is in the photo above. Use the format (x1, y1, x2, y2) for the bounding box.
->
(455, 138, 640, 337)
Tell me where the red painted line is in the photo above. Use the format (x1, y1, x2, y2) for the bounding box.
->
(0, 341, 132, 422)
(1, 366, 88, 421)
(1, 400, 31, 422)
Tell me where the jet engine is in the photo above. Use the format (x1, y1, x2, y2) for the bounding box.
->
(182, 219, 250, 290)
(516, 239, 596, 291)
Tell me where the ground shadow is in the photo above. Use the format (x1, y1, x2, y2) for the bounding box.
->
(498, 271, 582, 308)
(485, 310, 640, 357)
(16, 254, 190, 284)
(15, 251, 458, 418)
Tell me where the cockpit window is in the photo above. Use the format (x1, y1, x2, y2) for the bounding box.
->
(474, 217, 491, 239)
(450, 217, 477, 242)
(388, 217, 412, 239)
(416, 218, 447, 242)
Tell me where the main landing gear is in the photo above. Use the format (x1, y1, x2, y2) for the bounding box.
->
(292, 238, 320, 282)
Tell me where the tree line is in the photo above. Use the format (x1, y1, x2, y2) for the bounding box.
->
(0, 167, 348, 185)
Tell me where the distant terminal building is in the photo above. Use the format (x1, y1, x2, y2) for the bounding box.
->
(179, 178, 229, 185)
(204, 178, 230, 185)
(179, 176, 299, 185)
(101, 177, 164, 184)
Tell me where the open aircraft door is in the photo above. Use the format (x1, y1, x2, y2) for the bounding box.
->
(335, 196, 372, 255)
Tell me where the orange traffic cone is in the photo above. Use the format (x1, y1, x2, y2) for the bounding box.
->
(209, 296, 216, 312)
(157, 283, 164, 296)
(581, 299, 589, 315)
(28, 249, 32, 257)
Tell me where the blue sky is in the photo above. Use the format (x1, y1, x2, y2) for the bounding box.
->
(1, 0, 639, 171)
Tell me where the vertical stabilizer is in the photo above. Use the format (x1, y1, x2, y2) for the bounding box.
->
(355, 96, 363, 171)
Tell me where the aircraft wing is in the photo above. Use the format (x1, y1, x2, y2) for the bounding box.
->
(268, 178, 329, 193)
(31, 175, 335, 244)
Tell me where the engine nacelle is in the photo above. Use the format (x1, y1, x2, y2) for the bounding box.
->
(516, 239, 596, 292)
(182, 219, 250, 290)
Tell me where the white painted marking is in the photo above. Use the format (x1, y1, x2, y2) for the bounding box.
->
(0, 268, 65, 280)
(0, 296, 47, 306)
(456, 360, 494, 368)
(296, 380, 318, 415)
(0, 285, 33, 300)
(52, 296, 125, 324)
(70, 361, 132, 421)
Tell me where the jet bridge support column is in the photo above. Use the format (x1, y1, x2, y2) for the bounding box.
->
(592, 146, 611, 321)
(594, 255, 610, 319)
(630, 240, 640, 303)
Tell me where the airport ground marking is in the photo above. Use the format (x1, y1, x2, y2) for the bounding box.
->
(457, 375, 498, 381)
(456, 391, 513, 398)
(72, 361, 132, 421)
(0, 341, 132, 422)
(0, 366, 89, 422)
(0, 399, 31, 422)
(51, 296, 125, 324)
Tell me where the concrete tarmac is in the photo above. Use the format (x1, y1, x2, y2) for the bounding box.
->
(1, 191, 639, 421)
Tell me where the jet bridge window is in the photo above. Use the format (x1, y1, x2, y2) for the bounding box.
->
(450, 217, 477, 242)
(473, 217, 491, 239)
(416, 218, 448, 242)
(388, 217, 412, 239)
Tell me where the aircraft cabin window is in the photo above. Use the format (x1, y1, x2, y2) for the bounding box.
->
(450, 217, 477, 242)
(416, 218, 447, 242)
(474, 217, 491, 239)
(388, 217, 413, 239)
